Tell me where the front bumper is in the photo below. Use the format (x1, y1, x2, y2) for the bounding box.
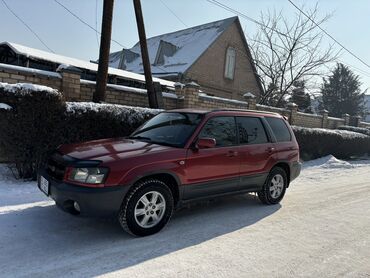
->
(38, 170, 129, 217)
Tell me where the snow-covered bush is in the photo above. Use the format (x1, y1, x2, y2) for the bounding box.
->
(0, 82, 160, 179)
(0, 83, 65, 178)
(337, 125, 370, 136)
(62, 102, 161, 145)
(292, 126, 370, 160)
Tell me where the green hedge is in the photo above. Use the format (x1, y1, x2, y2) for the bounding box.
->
(0, 84, 65, 178)
(0, 83, 160, 179)
(292, 126, 370, 160)
(337, 125, 370, 136)
(1, 82, 369, 178)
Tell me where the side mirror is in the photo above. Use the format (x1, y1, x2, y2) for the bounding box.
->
(196, 138, 216, 149)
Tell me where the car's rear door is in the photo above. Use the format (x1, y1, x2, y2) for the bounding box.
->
(264, 117, 299, 162)
(183, 116, 241, 200)
(236, 116, 276, 191)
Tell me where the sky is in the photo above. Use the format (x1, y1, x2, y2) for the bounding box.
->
(0, 0, 369, 92)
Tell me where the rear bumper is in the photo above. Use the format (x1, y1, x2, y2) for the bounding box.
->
(38, 170, 129, 217)
(290, 161, 302, 182)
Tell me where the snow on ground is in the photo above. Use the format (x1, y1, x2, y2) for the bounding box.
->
(0, 156, 369, 277)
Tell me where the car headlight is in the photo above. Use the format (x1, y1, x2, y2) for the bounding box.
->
(69, 167, 109, 184)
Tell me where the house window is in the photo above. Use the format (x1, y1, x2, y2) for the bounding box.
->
(224, 47, 236, 79)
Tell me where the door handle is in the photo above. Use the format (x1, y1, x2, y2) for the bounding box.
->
(266, 147, 275, 154)
(226, 151, 238, 157)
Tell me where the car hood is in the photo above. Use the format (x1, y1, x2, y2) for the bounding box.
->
(58, 138, 174, 163)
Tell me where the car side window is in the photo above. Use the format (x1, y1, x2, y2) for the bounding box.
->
(236, 117, 268, 145)
(266, 117, 292, 142)
(199, 116, 237, 147)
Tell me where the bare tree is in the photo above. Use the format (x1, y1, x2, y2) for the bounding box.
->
(249, 4, 339, 107)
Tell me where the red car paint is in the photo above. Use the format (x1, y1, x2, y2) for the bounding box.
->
(57, 110, 299, 189)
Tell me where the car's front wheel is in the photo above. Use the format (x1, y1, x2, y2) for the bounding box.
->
(258, 167, 287, 205)
(118, 179, 174, 236)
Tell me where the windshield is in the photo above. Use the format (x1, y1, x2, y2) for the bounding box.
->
(130, 112, 204, 147)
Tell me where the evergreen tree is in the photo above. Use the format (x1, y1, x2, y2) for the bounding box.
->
(320, 63, 366, 117)
(290, 80, 312, 113)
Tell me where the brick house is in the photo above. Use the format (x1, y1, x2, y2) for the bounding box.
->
(109, 16, 263, 101)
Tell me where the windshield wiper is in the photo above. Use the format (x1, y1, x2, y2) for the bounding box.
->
(128, 136, 152, 141)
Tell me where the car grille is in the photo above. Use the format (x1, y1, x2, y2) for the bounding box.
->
(46, 152, 66, 180)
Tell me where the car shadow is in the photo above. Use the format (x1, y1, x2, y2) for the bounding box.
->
(0, 193, 280, 277)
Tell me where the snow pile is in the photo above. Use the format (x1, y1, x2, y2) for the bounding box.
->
(243, 92, 256, 98)
(303, 155, 354, 169)
(0, 82, 60, 96)
(0, 103, 12, 110)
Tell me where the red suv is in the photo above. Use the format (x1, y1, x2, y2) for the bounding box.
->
(38, 109, 301, 236)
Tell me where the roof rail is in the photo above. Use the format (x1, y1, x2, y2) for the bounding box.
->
(210, 108, 280, 116)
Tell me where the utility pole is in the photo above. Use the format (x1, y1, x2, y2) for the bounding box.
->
(133, 0, 158, 108)
(94, 0, 114, 103)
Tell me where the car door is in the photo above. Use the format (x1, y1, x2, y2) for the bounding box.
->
(183, 116, 241, 200)
(236, 116, 276, 191)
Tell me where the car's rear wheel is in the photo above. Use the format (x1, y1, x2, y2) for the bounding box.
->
(118, 179, 174, 236)
(258, 167, 287, 205)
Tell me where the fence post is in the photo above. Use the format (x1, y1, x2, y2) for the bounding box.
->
(287, 102, 298, 125)
(320, 109, 329, 128)
(58, 65, 82, 101)
(353, 115, 362, 127)
(153, 82, 164, 109)
(342, 114, 350, 126)
(174, 82, 185, 109)
(183, 82, 200, 108)
(243, 93, 256, 110)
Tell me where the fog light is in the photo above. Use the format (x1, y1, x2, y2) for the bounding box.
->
(73, 201, 80, 212)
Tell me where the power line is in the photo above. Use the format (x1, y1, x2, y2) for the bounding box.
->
(206, 0, 370, 81)
(206, 0, 294, 40)
(53, 0, 127, 49)
(1, 0, 54, 53)
(95, 0, 100, 47)
(159, 0, 188, 27)
(287, 0, 370, 70)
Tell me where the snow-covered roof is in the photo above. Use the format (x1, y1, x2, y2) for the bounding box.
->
(1, 42, 174, 88)
(109, 17, 238, 75)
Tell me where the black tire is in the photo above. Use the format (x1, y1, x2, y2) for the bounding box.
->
(258, 167, 287, 205)
(118, 179, 174, 236)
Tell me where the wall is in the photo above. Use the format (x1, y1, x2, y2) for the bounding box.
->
(0, 64, 62, 90)
(1, 63, 369, 130)
(185, 21, 261, 101)
(177, 83, 367, 129)
(0, 63, 178, 110)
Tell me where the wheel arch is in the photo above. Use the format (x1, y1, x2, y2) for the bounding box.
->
(131, 171, 181, 206)
(272, 162, 291, 186)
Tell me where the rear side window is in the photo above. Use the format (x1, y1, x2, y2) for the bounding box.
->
(266, 117, 292, 142)
(199, 116, 237, 147)
(236, 117, 268, 145)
